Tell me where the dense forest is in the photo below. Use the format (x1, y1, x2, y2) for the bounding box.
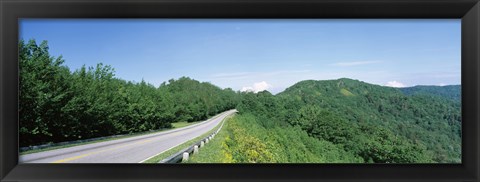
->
(400, 85, 461, 102)
(229, 79, 461, 163)
(19, 40, 238, 147)
(20, 40, 461, 163)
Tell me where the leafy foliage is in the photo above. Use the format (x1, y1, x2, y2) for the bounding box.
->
(19, 40, 238, 147)
(221, 114, 362, 163)
(231, 78, 460, 163)
(278, 78, 460, 162)
(400, 85, 461, 102)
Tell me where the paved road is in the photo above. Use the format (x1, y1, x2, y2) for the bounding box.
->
(19, 109, 237, 163)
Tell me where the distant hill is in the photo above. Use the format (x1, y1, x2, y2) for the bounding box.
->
(400, 85, 461, 102)
(270, 78, 461, 163)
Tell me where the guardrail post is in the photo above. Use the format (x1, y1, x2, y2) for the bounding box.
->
(193, 145, 199, 154)
(159, 110, 232, 163)
(182, 152, 189, 162)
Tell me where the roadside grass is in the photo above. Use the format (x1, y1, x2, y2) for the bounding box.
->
(186, 117, 231, 163)
(142, 114, 234, 163)
(171, 121, 201, 129)
(20, 115, 219, 155)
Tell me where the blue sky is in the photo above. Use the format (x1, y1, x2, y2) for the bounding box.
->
(20, 19, 460, 94)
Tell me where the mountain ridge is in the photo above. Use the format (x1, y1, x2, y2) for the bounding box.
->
(276, 78, 460, 100)
(266, 77, 461, 163)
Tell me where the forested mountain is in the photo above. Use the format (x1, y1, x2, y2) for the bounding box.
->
(233, 78, 461, 163)
(400, 85, 461, 102)
(20, 40, 461, 163)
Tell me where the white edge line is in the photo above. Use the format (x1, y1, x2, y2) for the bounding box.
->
(138, 142, 182, 163)
(138, 111, 234, 163)
(138, 112, 228, 163)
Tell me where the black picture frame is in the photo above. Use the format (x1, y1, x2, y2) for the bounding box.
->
(1, 0, 479, 181)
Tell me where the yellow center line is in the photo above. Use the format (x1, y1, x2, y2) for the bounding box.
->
(52, 138, 155, 163)
(51, 117, 222, 163)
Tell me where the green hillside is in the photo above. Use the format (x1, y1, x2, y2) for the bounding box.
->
(400, 85, 461, 102)
(231, 78, 461, 163)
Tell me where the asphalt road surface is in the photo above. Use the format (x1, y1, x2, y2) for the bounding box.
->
(19, 109, 237, 163)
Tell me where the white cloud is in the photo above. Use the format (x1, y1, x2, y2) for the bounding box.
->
(331, 61, 382, 67)
(241, 81, 272, 93)
(385, 81, 406, 88)
(240, 86, 254, 92)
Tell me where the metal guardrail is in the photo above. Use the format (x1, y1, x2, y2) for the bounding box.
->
(159, 116, 227, 163)
(20, 132, 135, 152)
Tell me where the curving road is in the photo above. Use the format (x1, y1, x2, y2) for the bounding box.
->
(19, 109, 236, 163)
